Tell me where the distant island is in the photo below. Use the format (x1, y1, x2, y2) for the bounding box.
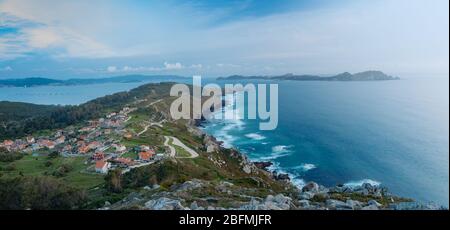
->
(217, 71, 400, 81)
(0, 75, 186, 87)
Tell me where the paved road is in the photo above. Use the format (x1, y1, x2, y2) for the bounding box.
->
(164, 136, 176, 157)
(170, 136, 199, 158)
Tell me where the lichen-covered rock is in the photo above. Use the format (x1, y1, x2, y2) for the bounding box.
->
(144, 197, 186, 210)
(302, 182, 320, 193)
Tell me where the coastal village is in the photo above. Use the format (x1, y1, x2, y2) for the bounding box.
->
(0, 101, 197, 175)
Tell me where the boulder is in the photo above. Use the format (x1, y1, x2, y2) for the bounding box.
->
(326, 199, 353, 210)
(368, 200, 382, 207)
(299, 191, 315, 200)
(302, 182, 320, 193)
(190, 201, 199, 210)
(253, 161, 273, 170)
(298, 200, 310, 208)
(145, 197, 185, 210)
(346, 200, 363, 210)
(361, 204, 379, 210)
(172, 179, 203, 192)
(242, 164, 252, 174)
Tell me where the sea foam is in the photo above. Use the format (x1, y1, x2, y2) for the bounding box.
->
(245, 133, 266, 140)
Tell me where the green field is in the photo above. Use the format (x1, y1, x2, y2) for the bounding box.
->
(0, 154, 104, 189)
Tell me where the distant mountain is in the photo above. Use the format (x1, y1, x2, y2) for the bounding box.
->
(217, 71, 400, 81)
(0, 77, 64, 87)
(0, 74, 186, 87)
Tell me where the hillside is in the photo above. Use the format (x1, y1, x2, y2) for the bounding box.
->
(0, 75, 186, 87)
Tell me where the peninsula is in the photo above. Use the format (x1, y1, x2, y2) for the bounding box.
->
(217, 71, 400, 81)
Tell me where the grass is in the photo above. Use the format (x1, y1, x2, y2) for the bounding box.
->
(167, 137, 191, 158)
(122, 151, 138, 159)
(0, 154, 104, 189)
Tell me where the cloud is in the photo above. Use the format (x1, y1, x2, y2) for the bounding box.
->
(190, 64, 203, 69)
(0, 0, 116, 59)
(0, 0, 448, 76)
(104, 62, 202, 73)
(107, 66, 117, 72)
(163, 62, 183, 70)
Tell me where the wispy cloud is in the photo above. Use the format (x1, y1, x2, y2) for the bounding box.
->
(0, 0, 448, 77)
(106, 62, 202, 73)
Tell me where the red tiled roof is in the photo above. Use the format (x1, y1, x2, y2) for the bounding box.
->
(95, 161, 107, 169)
(139, 151, 153, 160)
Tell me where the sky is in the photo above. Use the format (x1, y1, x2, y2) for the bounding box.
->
(0, 0, 448, 79)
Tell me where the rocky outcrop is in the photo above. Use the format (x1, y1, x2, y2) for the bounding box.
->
(239, 194, 294, 210)
(203, 135, 220, 153)
(144, 197, 186, 210)
(253, 161, 273, 170)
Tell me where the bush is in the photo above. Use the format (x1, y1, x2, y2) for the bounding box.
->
(47, 151, 59, 159)
(105, 169, 123, 193)
(44, 160, 53, 167)
(0, 148, 23, 162)
(0, 176, 87, 210)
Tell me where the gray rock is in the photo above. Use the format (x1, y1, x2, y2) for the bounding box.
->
(239, 194, 292, 210)
(368, 200, 382, 207)
(302, 182, 320, 193)
(361, 204, 379, 210)
(190, 201, 199, 210)
(145, 197, 185, 210)
(173, 180, 203, 192)
(152, 184, 161, 190)
(346, 200, 363, 210)
(104, 201, 111, 206)
(242, 164, 252, 174)
(299, 191, 315, 200)
(326, 199, 353, 210)
(298, 200, 310, 208)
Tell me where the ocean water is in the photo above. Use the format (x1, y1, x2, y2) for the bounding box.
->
(202, 77, 449, 207)
(0, 79, 188, 105)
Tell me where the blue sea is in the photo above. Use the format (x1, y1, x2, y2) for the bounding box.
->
(202, 77, 449, 207)
(0, 76, 448, 206)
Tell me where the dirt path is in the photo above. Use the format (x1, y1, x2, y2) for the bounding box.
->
(137, 125, 150, 136)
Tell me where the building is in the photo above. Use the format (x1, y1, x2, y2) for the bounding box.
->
(2, 140, 14, 147)
(92, 152, 105, 161)
(62, 145, 73, 154)
(123, 133, 133, 139)
(26, 136, 35, 144)
(138, 151, 154, 161)
(40, 140, 56, 149)
(87, 141, 101, 150)
(140, 145, 151, 151)
(55, 136, 66, 145)
(78, 145, 90, 154)
(114, 157, 134, 167)
(95, 161, 110, 174)
(112, 144, 126, 153)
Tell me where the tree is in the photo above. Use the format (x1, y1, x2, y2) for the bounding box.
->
(105, 169, 123, 193)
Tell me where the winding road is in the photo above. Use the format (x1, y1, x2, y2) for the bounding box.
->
(164, 136, 199, 158)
